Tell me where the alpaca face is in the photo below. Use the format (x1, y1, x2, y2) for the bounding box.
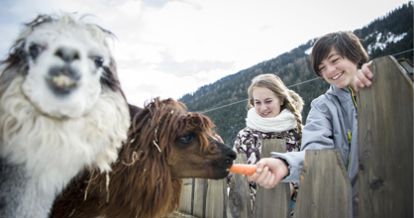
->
(20, 16, 111, 118)
(168, 117, 237, 179)
(169, 130, 236, 179)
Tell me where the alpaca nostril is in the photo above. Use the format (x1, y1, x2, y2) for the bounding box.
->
(225, 150, 237, 166)
(225, 158, 233, 165)
(229, 150, 237, 160)
(55, 46, 80, 63)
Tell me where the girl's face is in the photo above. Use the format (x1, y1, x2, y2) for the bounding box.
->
(252, 87, 282, 118)
(318, 48, 358, 88)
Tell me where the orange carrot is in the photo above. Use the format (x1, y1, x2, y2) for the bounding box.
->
(229, 164, 257, 176)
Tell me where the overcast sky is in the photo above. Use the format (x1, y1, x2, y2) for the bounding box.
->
(0, 0, 409, 106)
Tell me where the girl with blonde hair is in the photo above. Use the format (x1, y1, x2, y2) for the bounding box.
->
(231, 73, 304, 215)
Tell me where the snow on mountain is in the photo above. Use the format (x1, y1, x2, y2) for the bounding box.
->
(365, 31, 408, 54)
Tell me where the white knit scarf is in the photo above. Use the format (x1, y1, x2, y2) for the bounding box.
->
(245, 108, 297, 133)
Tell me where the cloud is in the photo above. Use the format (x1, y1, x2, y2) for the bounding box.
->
(0, 0, 410, 106)
(156, 50, 234, 77)
(142, 0, 202, 10)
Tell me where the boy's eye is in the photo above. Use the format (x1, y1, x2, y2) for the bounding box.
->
(319, 66, 325, 72)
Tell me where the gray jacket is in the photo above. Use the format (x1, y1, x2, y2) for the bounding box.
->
(272, 85, 358, 187)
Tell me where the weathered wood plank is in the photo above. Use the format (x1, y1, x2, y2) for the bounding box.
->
(179, 178, 195, 215)
(294, 149, 352, 218)
(205, 179, 226, 218)
(357, 56, 413, 218)
(228, 153, 252, 218)
(255, 139, 290, 218)
(192, 178, 207, 217)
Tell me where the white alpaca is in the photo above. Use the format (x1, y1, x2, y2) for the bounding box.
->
(0, 13, 130, 218)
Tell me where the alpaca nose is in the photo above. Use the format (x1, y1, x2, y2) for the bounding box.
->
(225, 149, 237, 165)
(55, 47, 80, 63)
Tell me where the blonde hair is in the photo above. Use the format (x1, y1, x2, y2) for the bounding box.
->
(247, 73, 304, 137)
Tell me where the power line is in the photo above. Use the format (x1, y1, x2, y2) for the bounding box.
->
(201, 77, 322, 114)
(201, 98, 248, 113)
(286, 77, 321, 88)
(390, 48, 413, 57)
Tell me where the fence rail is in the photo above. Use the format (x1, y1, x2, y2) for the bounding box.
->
(177, 56, 413, 218)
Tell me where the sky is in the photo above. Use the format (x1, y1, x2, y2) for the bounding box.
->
(0, 0, 410, 106)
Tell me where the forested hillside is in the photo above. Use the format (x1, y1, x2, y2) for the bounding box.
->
(181, 2, 413, 144)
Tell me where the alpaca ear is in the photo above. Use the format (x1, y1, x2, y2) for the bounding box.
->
(26, 14, 54, 29)
(0, 42, 28, 94)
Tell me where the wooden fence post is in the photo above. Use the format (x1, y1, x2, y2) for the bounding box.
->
(204, 179, 227, 218)
(228, 153, 252, 218)
(294, 149, 352, 218)
(179, 178, 195, 215)
(192, 178, 207, 217)
(255, 139, 290, 218)
(357, 56, 413, 218)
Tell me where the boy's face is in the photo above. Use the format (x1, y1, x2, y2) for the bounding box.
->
(318, 48, 358, 89)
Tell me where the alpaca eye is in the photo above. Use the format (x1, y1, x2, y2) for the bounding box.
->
(28, 43, 45, 60)
(177, 133, 195, 145)
(92, 55, 104, 68)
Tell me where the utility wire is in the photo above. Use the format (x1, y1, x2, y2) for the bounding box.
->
(201, 98, 248, 114)
(390, 48, 413, 57)
(201, 77, 322, 114)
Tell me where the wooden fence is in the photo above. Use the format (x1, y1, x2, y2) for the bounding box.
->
(177, 56, 413, 218)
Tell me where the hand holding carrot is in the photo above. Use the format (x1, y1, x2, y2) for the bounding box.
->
(246, 158, 289, 189)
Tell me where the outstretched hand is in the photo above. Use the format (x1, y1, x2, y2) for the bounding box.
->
(247, 158, 289, 189)
(352, 61, 374, 92)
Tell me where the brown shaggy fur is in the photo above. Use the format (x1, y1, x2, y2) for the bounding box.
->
(51, 98, 236, 218)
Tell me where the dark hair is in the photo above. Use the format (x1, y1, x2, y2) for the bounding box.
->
(310, 31, 369, 76)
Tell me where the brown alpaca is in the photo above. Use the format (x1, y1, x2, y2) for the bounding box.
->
(51, 98, 236, 218)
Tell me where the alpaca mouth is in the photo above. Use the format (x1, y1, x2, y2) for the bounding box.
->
(47, 66, 80, 95)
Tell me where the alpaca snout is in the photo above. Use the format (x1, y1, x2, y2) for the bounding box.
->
(225, 147, 237, 167)
(55, 46, 80, 63)
(47, 65, 80, 95)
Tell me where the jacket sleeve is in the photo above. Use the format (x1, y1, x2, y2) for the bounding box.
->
(271, 97, 335, 183)
(271, 150, 305, 183)
(301, 97, 335, 151)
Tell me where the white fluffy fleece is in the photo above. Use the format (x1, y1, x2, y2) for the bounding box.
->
(0, 76, 130, 217)
(1, 75, 130, 180)
(0, 13, 131, 218)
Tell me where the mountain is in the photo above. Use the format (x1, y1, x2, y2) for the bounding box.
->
(180, 2, 413, 144)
